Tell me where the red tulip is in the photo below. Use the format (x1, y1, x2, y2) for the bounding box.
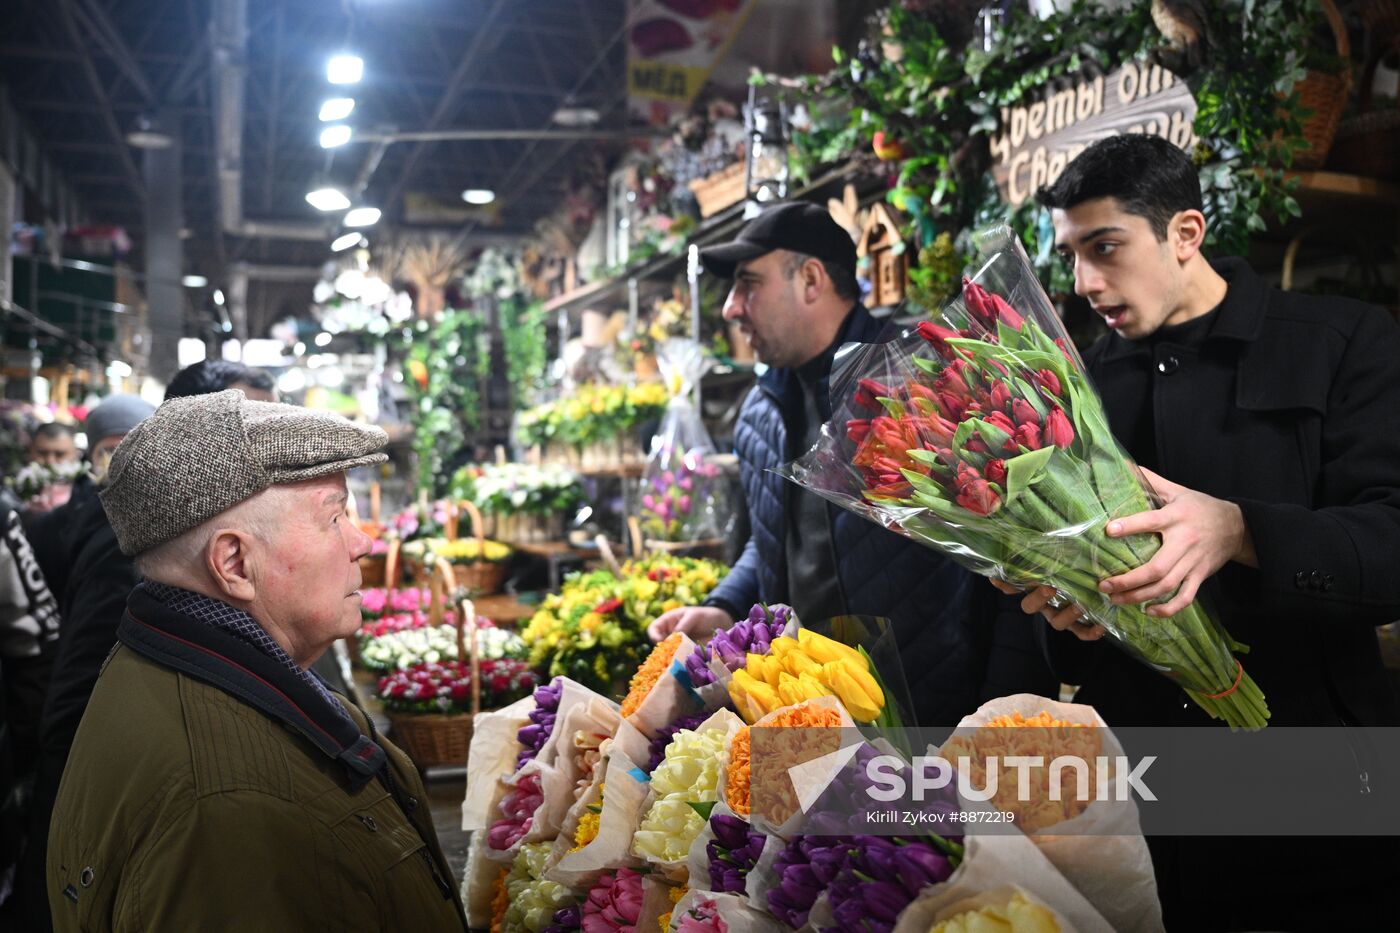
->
(855, 378, 893, 410)
(937, 391, 967, 421)
(985, 410, 1016, 435)
(870, 478, 914, 499)
(1045, 406, 1075, 449)
(989, 381, 1012, 413)
(1012, 398, 1039, 426)
(924, 414, 957, 446)
(1034, 368, 1062, 397)
(847, 419, 872, 443)
(936, 367, 972, 401)
(1054, 338, 1076, 364)
(907, 382, 938, 403)
(955, 476, 1001, 516)
(985, 458, 1007, 485)
(1013, 422, 1043, 450)
(915, 321, 961, 357)
(987, 291, 1025, 329)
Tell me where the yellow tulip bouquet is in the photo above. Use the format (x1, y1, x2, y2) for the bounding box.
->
(723, 615, 913, 736)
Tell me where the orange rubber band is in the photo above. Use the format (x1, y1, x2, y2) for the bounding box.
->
(1202, 659, 1244, 700)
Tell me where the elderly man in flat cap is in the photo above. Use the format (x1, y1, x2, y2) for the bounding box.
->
(44, 391, 466, 932)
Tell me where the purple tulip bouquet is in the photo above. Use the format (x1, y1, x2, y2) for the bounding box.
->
(682, 604, 797, 689)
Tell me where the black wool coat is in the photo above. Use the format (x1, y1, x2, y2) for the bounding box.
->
(1043, 257, 1400, 729)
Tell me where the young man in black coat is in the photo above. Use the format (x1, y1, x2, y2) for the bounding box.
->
(1005, 133, 1400, 930)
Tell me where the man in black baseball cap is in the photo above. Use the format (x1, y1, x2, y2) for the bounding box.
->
(698, 201, 858, 282)
(652, 201, 1057, 730)
(696, 201, 861, 370)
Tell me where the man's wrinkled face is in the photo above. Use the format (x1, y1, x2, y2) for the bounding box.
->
(721, 251, 805, 368)
(1051, 197, 1186, 341)
(30, 433, 78, 466)
(255, 474, 372, 663)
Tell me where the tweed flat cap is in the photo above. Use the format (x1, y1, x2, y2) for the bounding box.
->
(100, 389, 388, 555)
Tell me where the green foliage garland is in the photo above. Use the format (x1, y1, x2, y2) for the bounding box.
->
(403, 309, 490, 496)
(789, 0, 1322, 300)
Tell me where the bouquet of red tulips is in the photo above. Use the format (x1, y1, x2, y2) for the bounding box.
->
(781, 226, 1268, 729)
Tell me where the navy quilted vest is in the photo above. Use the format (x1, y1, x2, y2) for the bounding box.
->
(705, 305, 1031, 727)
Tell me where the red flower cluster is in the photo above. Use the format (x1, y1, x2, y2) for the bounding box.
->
(849, 279, 1078, 518)
(593, 597, 624, 616)
(376, 658, 537, 714)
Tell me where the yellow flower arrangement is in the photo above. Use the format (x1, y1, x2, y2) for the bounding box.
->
(727, 629, 886, 724)
(571, 785, 604, 852)
(520, 560, 726, 693)
(658, 884, 687, 932)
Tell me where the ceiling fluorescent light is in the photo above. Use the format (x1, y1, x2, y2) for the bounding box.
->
(320, 125, 352, 148)
(319, 98, 355, 121)
(552, 105, 600, 127)
(331, 232, 363, 251)
(305, 186, 352, 211)
(327, 54, 363, 85)
(343, 207, 381, 228)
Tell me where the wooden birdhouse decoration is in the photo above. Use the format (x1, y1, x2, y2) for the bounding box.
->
(857, 202, 909, 309)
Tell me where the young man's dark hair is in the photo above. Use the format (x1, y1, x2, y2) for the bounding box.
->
(164, 360, 275, 401)
(1034, 134, 1203, 241)
(32, 423, 76, 443)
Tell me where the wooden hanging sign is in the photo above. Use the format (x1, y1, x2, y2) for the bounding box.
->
(989, 59, 1199, 207)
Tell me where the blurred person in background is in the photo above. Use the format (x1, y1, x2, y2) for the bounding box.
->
(163, 359, 277, 403)
(25, 425, 77, 469)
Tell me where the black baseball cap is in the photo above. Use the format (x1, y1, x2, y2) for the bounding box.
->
(699, 201, 857, 279)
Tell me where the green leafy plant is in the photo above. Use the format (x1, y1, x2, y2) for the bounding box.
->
(403, 309, 490, 496)
(500, 297, 550, 409)
(785, 0, 1320, 299)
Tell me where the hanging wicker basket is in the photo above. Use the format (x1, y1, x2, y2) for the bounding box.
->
(449, 501, 508, 596)
(386, 560, 483, 771)
(1327, 34, 1400, 181)
(1291, 0, 1352, 169)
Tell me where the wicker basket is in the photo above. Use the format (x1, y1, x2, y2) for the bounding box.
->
(387, 711, 474, 770)
(358, 554, 387, 587)
(450, 501, 508, 596)
(388, 560, 483, 772)
(455, 559, 508, 596)
(1327, 33, 1400, 181)
(1328, 109, 1400, 181)
(1291, 0, 1351, 169)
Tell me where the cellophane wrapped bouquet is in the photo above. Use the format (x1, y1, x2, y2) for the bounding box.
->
(780, 226, 1267, 729)
(638, 339, 732, 543)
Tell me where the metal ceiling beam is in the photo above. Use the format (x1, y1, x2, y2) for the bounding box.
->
(71, 0, 156, 104)
(356, 127, 662, 144)
(53, 0, 145, 200)
(259, 4, 283, 212)
(382, 0, 513, 219)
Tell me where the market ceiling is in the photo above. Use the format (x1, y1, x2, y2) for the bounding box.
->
(0, 0, 627, 335)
